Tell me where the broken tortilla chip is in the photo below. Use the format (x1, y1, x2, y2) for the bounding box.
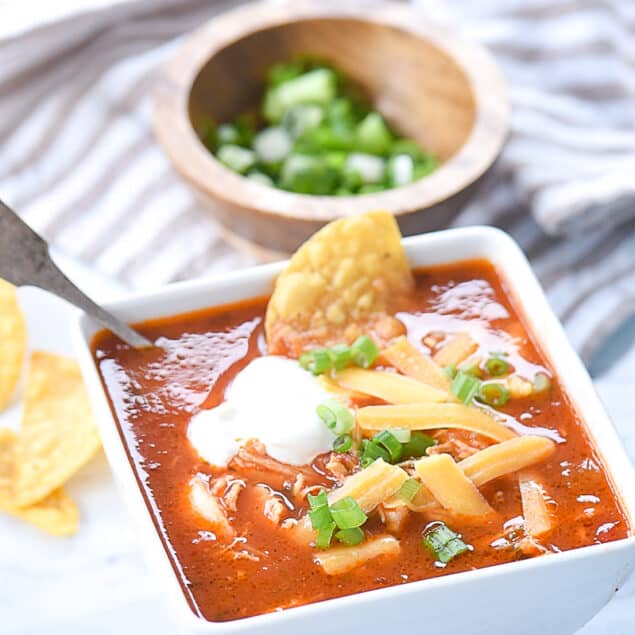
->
(14, 351, 101, 508)
(265, 211, 413, 355)
(0, 280, 27, 412)
(0, 428, 78, 535)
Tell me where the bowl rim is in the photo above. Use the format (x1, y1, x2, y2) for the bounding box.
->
(152, 0, 510, 223)
(73, 225, 635, 632)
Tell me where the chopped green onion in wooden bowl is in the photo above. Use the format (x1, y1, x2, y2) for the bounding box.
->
(198, 59, 437, 196)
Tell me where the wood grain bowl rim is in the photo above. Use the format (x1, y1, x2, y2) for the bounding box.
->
(153, 0, 510, 223)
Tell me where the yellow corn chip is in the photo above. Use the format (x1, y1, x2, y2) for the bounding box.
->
(0, 280, 27, 412)
(14, 351, 101, 507)
(265, 211, 413, 355)
(0, 428, 78, 535)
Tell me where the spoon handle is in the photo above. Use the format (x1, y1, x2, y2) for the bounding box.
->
(0, 199, 152, 349)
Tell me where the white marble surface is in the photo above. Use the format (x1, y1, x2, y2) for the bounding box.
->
(1, 253, 175, 635)
(2, 253, 635, 635)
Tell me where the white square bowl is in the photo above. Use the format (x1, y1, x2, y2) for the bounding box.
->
(73, 226, 635, 635)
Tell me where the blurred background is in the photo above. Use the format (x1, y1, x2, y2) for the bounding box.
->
(1, 0, 634, 633)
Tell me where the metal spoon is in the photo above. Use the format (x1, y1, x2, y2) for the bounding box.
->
(0, 199, 153, 349)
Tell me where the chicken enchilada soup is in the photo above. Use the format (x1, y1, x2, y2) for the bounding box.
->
(92, 212, 629, 622)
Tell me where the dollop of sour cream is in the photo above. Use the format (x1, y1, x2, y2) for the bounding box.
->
(187, 356, 335, 467)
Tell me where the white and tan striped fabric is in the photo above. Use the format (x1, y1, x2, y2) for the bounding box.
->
(1, 0, 634, 369)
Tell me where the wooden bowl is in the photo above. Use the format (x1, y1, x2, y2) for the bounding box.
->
(153, 0, 509, 257)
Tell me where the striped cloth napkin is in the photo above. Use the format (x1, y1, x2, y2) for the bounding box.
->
(1, 0, 634, 370)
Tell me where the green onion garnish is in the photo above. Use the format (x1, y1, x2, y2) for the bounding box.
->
(316, 399, 354, 434)
(373, 430, 404, 462)
(308, 489, 368, 548)
(299, 340, 377, 375)
(533, 372, 551, 393)
(333, 433, 353, 453)
(359, 438, 390, 467)
(351, 335, 379, 369)
(391, 428, 412, 443)
(328, 344, 352, 371)
(478, 382, 510, 408)
(307, 489, 328, 510)
(401, 431, 437, 459)
(308, 490, 333, 530)
(299, 348, 331, 375)
(458, 360, 483, 378)
(335, 527, 365, 546)
(422, 521, 470, 564)
(216, 144, 256, 174)
(329, 496, 368, 529)
(316, 523, 337, 549)
(308, 503, 334, 530)
(208, 60, 437, 195)
(397, 478, 421, 502)
(485, 355, 510, 377)
(443, 364, 457, 379)
(451, 370, 482, 404)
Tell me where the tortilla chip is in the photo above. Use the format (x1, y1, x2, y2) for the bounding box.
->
(265, 211, 413, 355)
(0, 280, 27, 412)
(14, 351, 101, 508)
(0, 428, 78, 535)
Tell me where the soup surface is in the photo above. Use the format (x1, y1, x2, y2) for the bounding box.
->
(92, 260, 629, 622)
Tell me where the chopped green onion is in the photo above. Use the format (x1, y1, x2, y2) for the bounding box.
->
(387, 154, 415, 187)
(533, 372, 552, 393)
(458, 360, 483, 378)
(335, 527, 365, 546)
(390, 138, 427, 162)
(451, 370, 482, 404)
(216, 144, 256, 174)
(247, 171, 274, 186)
(308, 489, 334, 533)
(215, 123, 241, 146)
(345, 152, 385, 184)
(478, 382, 510, 408)
(401, 431, 437, 459)
(267, 61, 304, 88)
(326, 98, 355, 131)
(253, 126, 292, 163)
(359, 438, 390, 467)
(485, 356, 510, 377)
(308, 489, 368, 547)
(299, 348, 331, 375)
(358, 183, 387, 194)
(329, 496, 367, 529)
(282, 104, 324, 138)
(316, 399, 354, 434)
(210, 61, 438, 195)
(373, 430, 404, 462)
(356, 112, 393, 156)
(413, 156, 438, 179)
(397, 478, 421, 502)
(443, 364, 457, 379)
(297, 125, 355, 152)
(316, 522, 337, 549)
(279, 154, 339, 195)
(308, 503, 334, 530)
(328, 344, 352, 371)
(391, 428, 412, 443)
(333, 434, 353, 453)
(233, 113, 257, 146)
(422, 521, 470, 564)
(351, 335, 379, 369)
(263, 68, 337, 123)
(307, 489, 328, 509)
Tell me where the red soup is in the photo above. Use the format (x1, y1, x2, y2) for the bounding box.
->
(92, 260, 629, 622)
